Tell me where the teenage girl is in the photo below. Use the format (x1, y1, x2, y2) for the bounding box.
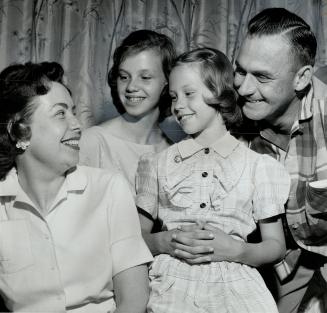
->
(136, 47, 291, 313)
(79, 30, 176, 196)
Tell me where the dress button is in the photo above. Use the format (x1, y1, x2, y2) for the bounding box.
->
(202, 171, 208, 177)
(204, 148, 210, 154)
(174, 155, 182, 163)
(200, 203, 206, 208)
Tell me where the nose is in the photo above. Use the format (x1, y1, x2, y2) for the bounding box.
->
(172, 96, 185, 115)
(126, 77, 139, 92)
(69, 114, 81, 133)
(234, 73, 256, 97)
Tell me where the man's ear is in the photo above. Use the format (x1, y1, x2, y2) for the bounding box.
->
(293, 65, 313, 92)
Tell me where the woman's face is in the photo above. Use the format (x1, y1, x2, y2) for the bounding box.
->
(25, 81, 81, 175)
(117, 49, 167, 118)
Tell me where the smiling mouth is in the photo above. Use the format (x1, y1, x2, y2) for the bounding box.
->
(245, 99, 262, 104)
(126, 96, 146, 103)
(61, 139, 80, 150)
(177, 114, 194, 122)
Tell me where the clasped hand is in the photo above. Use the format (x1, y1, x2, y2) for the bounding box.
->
(166, 222, 241, 265)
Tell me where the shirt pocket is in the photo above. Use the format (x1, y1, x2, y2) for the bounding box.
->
(0, 220, 34, 274)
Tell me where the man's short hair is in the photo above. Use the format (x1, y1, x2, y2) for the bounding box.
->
(247, 8, 317, 67)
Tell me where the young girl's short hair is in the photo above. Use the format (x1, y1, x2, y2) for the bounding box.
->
(108, 29, 176, 121)
(173, 47, 242, 129)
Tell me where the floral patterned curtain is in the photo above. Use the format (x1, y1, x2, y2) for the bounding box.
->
(0, 0, 326, 129)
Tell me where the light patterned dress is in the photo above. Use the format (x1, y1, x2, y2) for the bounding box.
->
(79, 125, 171, 197)
(136, 132, 291, 313)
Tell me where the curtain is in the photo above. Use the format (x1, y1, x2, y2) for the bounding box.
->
(0, 0, 326, 128)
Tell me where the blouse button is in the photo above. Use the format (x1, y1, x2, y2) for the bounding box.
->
(200, 203, 206, 208)
(174, 155, 182, 163)
(204, 148, 210, 154)
(202, 171, 208, 177)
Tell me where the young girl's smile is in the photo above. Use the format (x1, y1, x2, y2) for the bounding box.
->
(169, 64, 225, 144)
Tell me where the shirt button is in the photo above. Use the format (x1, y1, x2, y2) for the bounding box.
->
(204, 148, 210, 154)
(200, 203, 206, 208)
(292, 223, 299, 230)
(202, 171, 208, 177)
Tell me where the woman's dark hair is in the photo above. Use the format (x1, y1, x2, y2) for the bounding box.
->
(108, 29, 176, 121)
(247, 8, 317, 68)
(0, 61, 66, 180)
(172, 47, 242, 130)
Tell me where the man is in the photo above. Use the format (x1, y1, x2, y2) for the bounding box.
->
(234, 7, 327, 313)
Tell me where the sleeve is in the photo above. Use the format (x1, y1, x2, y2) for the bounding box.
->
(79, 127, 102, 167)
(109, 173, 153, 276)
(252, 154, 291, 221)
(135, 153, 159, 220)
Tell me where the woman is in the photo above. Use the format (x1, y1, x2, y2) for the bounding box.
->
(0, 61, 152, 313)
(79, 30, 177, 196)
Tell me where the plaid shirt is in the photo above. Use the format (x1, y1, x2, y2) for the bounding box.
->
(250, 77, 327, 280)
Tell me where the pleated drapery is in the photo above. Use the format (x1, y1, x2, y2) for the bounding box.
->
(0, 0, 326, 128)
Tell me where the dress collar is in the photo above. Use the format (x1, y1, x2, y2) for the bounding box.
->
(177, 132, 240, 159)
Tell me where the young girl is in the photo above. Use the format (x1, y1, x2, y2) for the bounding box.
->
(136, 48, 291, 312)
(79, 30, 176, 196)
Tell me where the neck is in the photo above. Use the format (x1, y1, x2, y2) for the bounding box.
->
(16, 157, 66, 215)
(193, 116, 228, 147)
(268, 98, 301, 134)
(120, 108, 162, 144)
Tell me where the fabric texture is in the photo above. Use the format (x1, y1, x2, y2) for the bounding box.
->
(136, 132, 290, 312)
(0, 166, 152, 313)
(0, 1, 325, 128)
(250, 77, 327, 281)
(250, 77, 327, 313)
(79, 125, 170, 196)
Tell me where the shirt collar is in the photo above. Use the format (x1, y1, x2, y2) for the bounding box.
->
(258, 80, 317, 151)
(0, 166, 87, 198)
(64, 166, 88, 192)
(177, 132, 240, 159)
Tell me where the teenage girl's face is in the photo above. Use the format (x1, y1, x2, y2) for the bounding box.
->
(169, 64, 220, 138)
(117, 49, 167, 118)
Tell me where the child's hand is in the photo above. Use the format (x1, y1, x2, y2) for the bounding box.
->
(172, 223, 243, 265)
(201, 224, 243, 263)
(171, 223, 215, 264)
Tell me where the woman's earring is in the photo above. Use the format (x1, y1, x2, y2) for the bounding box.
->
(16, 141, 30, 150)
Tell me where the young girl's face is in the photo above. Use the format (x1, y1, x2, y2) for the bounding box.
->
(169, 64, 221, 137)
(117, 49, 167, 118)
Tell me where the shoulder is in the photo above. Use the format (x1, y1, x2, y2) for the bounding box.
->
(253, 154, 290, 182)
(138, 144, 179, 175)
(141, 143, 178, 161)
(80, 125, 104, 142)
(77, 165, 125, 189)
(312, 77, 327, 101)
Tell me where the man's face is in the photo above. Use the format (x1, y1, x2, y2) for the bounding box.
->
(234, 34, 298, 126)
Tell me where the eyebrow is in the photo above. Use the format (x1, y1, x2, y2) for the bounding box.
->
(119, 68, 154, 74)
(235, 61, 272, 78)
(51, 102, 76, 111)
